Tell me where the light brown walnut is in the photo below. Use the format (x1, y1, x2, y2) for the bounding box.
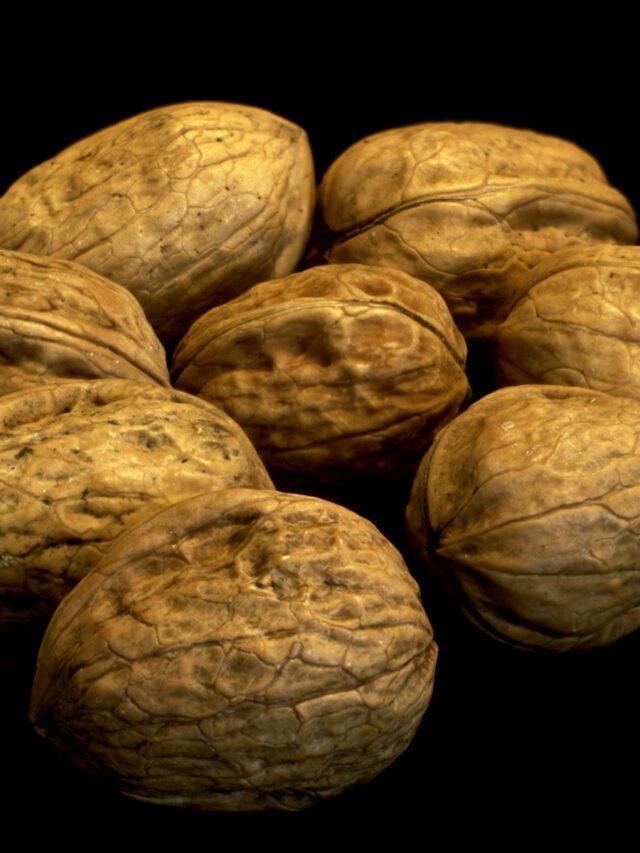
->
(171, 264, 470, 499)
(406, 384, 640, 650)
(0, 379, 273, 633)
(0, 250, 169, 394)
(315, 122, 637, 342)
(0, 102, 315, 347)
(30, 488, 437, 812)
(495, 244, 640, 398)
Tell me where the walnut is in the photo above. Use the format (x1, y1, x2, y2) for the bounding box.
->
(0, 379, 272, 633)
(0, 102, 315, 347)
(314, 122, 637, 342)
(495, 244, 640, 399)
(406, 384, 640, 650)
(30, 488, 437, 811)
(172, 263, 470, 499)
(0, 250, 169, 394)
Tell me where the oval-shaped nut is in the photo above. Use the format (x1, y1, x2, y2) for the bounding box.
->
(406, 384, 640, 651)
(30, 487, 437, 812)
(315, 122, 637, 342)
(172, 264, 470, 498)
(0, 379, 273, 632)
(495, 244, 640, 398)
(0, 102, 315, 347)
(0, 250, 169, 394)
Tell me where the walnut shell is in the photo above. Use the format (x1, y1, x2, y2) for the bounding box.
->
(406, 384, 640, 650)
(172, 264, 470, 498)
(495, 244, 640, 398)
(0, 379, 272, 632)
(316, 122, 637, 342)
(0, 102, 315, 347)
(30, 487, 437, 812)
(0, 250, 169, 394)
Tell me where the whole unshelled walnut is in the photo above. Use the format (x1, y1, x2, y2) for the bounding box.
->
(172, 263, 470, 500)
(314, 122, 637, 342)
(0, 379, 272, 634)
(495, 244, 640, 399)
(406, 384, 640, 651)
(30, 488, 437, 812)
(0, 102, 315, 347)
(0, 250, 170, 394)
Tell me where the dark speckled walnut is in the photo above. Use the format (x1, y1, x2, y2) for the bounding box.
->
(30, 488, 437, 812)
(495, 244, 640, 398)
(315, 122, 637, 342)
(172, 264, 470, 499)
(0, 102, 315, 347)
(406, 384, 640, 651)
(0, 250, 169, 394)
(0, 379, 273, 633)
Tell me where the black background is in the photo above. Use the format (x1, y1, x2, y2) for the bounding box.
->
(2, 24, 638, 845)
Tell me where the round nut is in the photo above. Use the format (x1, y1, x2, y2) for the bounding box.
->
(172, 263, 470, 498)
(495, 244, 640, 398)
(30, 488, 437, 812)
(315, 122, 637, 342)
(406, 384, 640, 650)
(0, 379, 273, 632)
(0, 249, 169, 394)
(0, 102, 315, 346)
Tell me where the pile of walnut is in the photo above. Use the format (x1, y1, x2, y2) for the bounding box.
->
(1, 103, 638, 810)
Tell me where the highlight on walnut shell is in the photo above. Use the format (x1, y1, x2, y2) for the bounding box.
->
(171, 263, 470, 500)
(313, 121, 637, 342)
(30, 487, 437, 812)
(406, 384, 640, 651)
(0, 102, 315, 347)
(495, 244, 640, 399)
(0, 379, 273, 635)
(0, 250, 170, 395)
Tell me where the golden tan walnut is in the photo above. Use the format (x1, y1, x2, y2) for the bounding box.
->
(0, 102, 315, 347)
(314, 122, 637, 342)
(0, 379, 273, 633)
(30, 487, 437, 812)
(495, 244, 640, 398)
(406, 384, 640, 651)
(171, 263, 470, 499)
(0, 250, 169, 394)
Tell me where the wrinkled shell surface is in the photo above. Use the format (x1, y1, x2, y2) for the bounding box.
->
(0, 379, 272, 630)
(0, 102, 315, 346)
(316, 122, 637, 342)
(406, 384, 640, 650)
(0, 250, 169, 394)
(172, 264, 469, 496)
(30, 488, 437, 811)
(495, 244, 640, 398)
